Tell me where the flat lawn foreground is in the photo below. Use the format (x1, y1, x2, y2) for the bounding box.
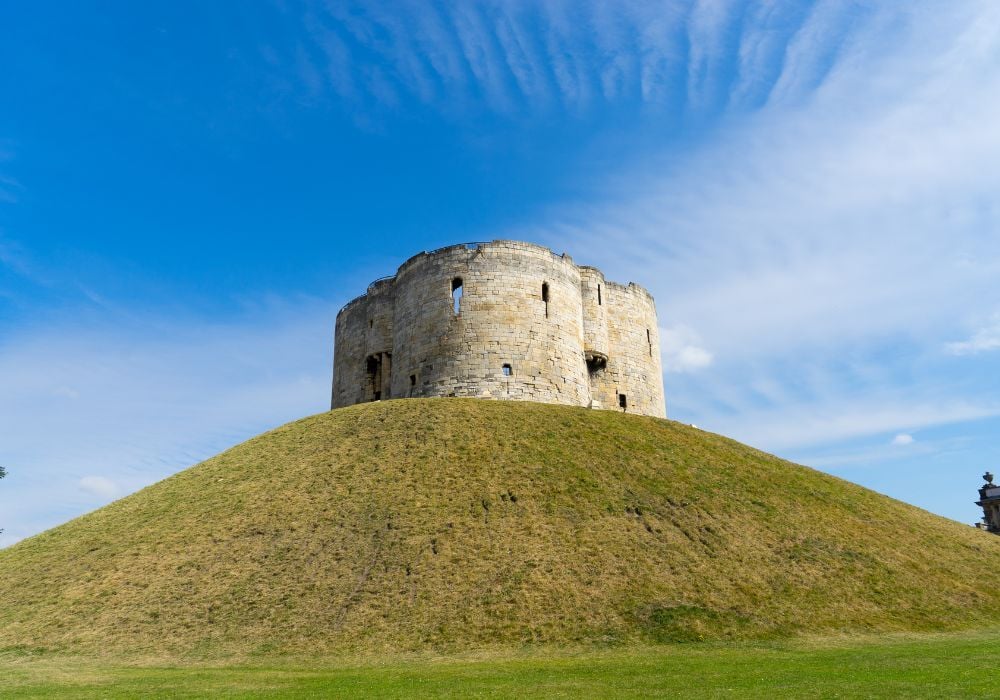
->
(1, 630, 997, 699)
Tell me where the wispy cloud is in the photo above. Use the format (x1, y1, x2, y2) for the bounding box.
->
(713, 396, 999, 453)
(514, 0, 1000, 456)
(0, 300, 333, 547)
(275, 0, 894, 120)
(947, 315, 1000, 356)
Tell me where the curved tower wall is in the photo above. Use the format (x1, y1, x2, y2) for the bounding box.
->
(587, 282, 666, 416)
(331, 279, 394, 408)
(579, 267, 609, 363)
(331, 278, 395, 406)
(331, 240, 666, 417)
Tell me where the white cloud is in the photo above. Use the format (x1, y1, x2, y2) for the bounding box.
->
(891, 433, 914, 446)
(284, 0, 892, 119)
(661, 325, 713, 373)
(946, 315, 1000, 356)
(532, 1, 1000, 364)
(78, 476, 119, 500)
(709, 398, 998, 453)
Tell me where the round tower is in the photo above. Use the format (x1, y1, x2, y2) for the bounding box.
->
(331, 240, 667, 417)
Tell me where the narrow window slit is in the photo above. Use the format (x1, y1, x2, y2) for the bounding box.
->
(619, 394, 627, 410)
(542, 282, 549, 318)
(597, 284, 602, 306)
(451, 277, 463, 315)
(647, 328, 652, 356)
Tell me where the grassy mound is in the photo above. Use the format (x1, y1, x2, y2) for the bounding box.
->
(1, 399, 999, 658)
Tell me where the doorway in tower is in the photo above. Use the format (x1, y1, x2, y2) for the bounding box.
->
(364, 351, 392, 402)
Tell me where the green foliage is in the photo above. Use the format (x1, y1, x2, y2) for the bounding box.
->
(1, 399, 999, 661)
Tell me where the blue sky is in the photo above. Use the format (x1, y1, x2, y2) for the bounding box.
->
(2, 0, 1000, 546)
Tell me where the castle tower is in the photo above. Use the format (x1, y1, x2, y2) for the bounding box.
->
(331, 241, 666, 417)
(976, 472, 1000, 534)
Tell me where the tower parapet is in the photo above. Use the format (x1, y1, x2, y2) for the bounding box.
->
(331, 240, 666, 417)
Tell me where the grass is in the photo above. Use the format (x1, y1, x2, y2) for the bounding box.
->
(2, 630, 999, 698)
(2, 399, 1000, 659)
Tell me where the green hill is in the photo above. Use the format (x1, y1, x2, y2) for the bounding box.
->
(2, 399, 999, 659)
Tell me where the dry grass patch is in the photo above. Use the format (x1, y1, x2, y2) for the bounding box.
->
(1, 399, 999, 660)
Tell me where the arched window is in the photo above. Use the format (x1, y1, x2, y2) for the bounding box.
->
(451, 277, 463, 315)
(542, 282, 549, 318)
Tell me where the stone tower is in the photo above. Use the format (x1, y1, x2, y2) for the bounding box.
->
(331, 240, 666, 417)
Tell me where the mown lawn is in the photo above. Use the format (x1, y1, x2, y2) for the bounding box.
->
(2, 631, 996, 699)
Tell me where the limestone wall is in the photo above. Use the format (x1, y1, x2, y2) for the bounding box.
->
(580, 267, 609, 363)
(587, 281, 666, 416)
(331, 240, 666, 417)
(331, 278, 395, 407)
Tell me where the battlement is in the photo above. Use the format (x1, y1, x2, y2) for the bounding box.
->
(331, 240, 666, 417)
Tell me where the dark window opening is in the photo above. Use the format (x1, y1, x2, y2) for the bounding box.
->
(365, 354, 385, 402)
(647, 328, 652, 356)
(369, 319, 373, 328)
(410, 374, 416, 386)
(451, 277, 463, 315)
(586, 351, 608, 374)
(502, 363, 513, 377)
(618, 394, 628, 410)
(597, 284, 602, 306)
(542, 282, 550, 318)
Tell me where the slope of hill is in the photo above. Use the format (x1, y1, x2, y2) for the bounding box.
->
(1, 399, 999, 658)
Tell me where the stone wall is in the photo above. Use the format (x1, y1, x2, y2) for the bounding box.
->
(589, 281, 665, 416)
(331, 240, 666, 417)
